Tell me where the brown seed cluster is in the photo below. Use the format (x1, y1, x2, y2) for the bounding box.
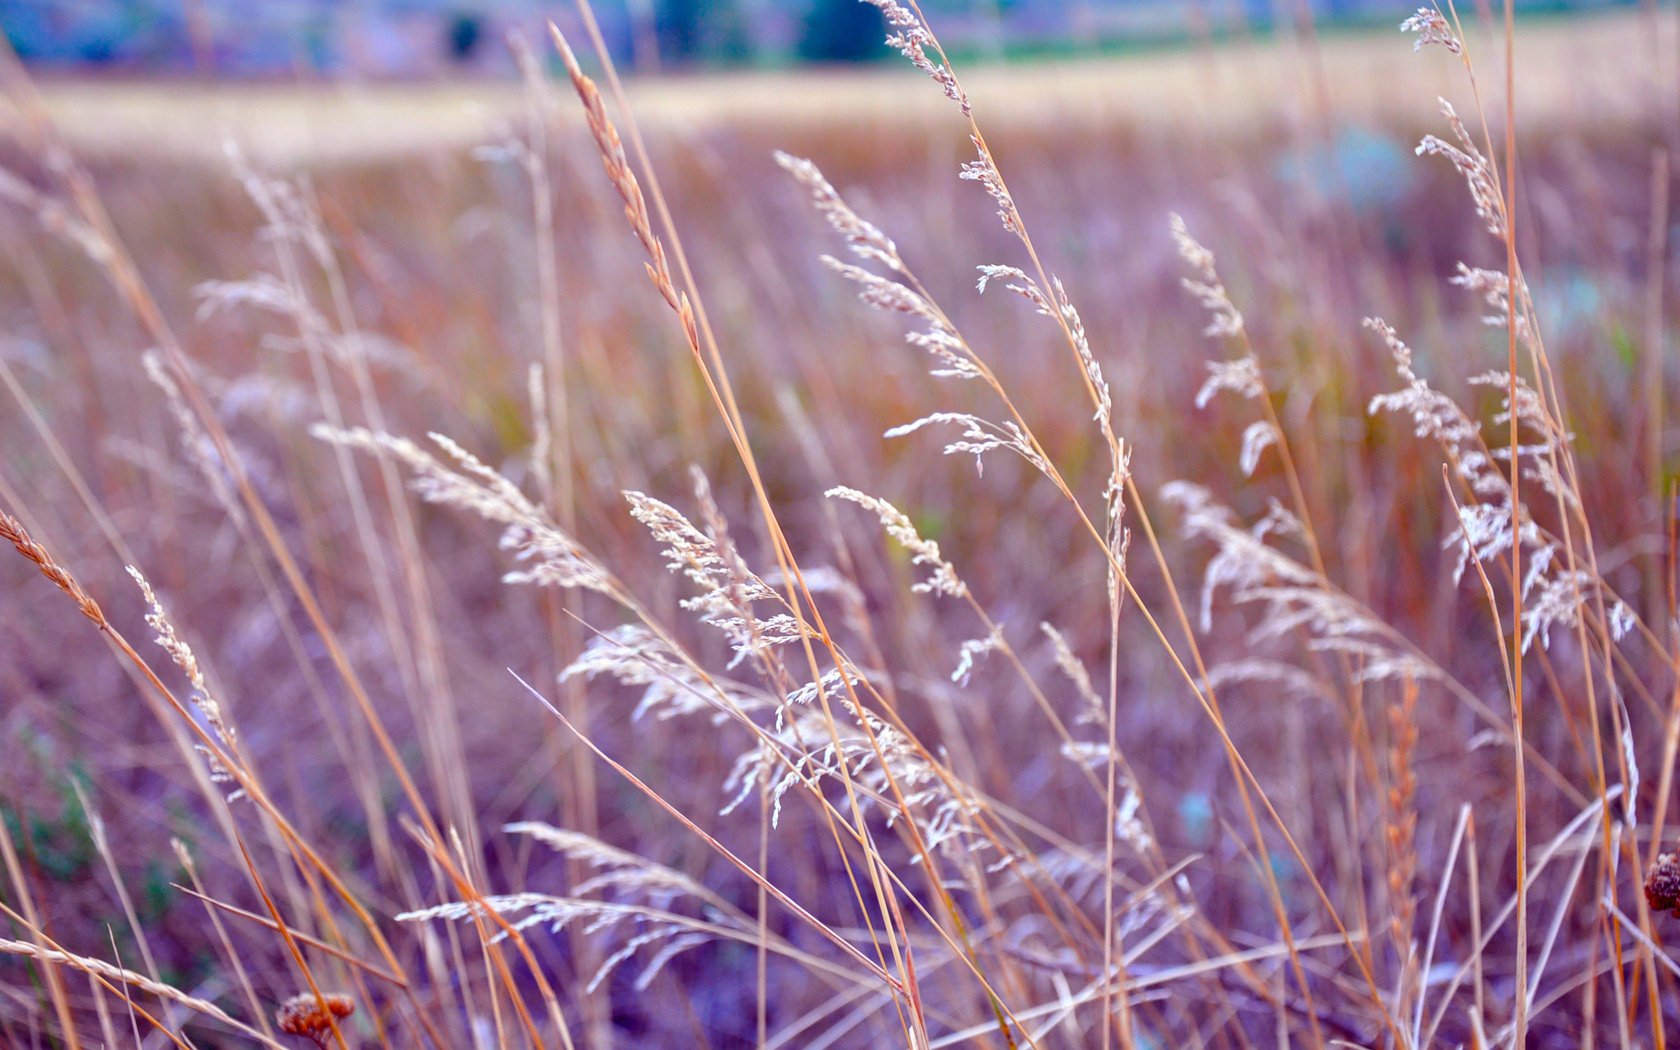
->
(0, 512, 105, 627)
(276, 992, 354, 1046)
(1644, 853, 1680, 918)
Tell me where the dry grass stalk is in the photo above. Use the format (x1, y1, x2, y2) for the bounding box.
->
(1386, 678, 1421, 1023)
(0, 935, 278, 1046)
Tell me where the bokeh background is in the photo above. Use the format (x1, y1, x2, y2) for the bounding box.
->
(3, 0, 1680, 1046)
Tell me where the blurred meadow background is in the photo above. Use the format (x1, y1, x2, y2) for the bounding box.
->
(3, 0, 1680, 1046)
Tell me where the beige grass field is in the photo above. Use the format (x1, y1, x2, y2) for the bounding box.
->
(3, 4, 1680, 1047)
(27, 6, 1680, 164)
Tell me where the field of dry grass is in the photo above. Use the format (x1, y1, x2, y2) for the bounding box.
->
(3, 3, 1680, 1047)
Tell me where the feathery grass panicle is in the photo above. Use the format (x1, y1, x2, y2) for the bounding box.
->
(950, 626, 1004, 687)
(1172, 215, 1282, 479)
(826, 487, 966, 599)
(562, 624, 774, 725)
(816, 249, 978, 379)
(401, 894, 720, 995)
(311, 423, 614, 595)
(864, 0, 969, 114)
(404, 820, 792, 1002)
(551, 23, 684, 321)
(820, 256, 930, 318)
(224, 144, 333, 267)
(1453, 264, 1534, 346)
(863, 1, 1036, 246)
(1170, 213, 1245, 340)
(770, 701, 980, 859)
(1400, 7, 1463, 54)
(1365, 320, 1633, 652)
(0, 937, 271, 1043)
(0, 167, 112, 264)
(885, 412, 1052, 478)
(141, 350, 246, 525)
(1204, 658, 1331, 701)
(1051, 278, 1114, 431)
(1163, 482, 1440, 685)
(125, 566, 242, 797)
(1237, 421, 1281, 478)
(1416, 99, 1506, 238)
(1041, 622, 1106, 727)
(775, 151, 983, 380)
(974, 263, 1039, 302)
(1366, 317, 1509, 502)
(624, 480, 809, 667)
(505, 822, 721, 909)
(958, 133, 1023, 236)
(1161, 482, 1316, 630)
(1195, 355, 1264, 409)
(772, 151, 901, 272)
(852, 288, 973, 379)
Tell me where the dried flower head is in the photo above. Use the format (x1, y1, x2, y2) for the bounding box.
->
(1645, 853, 1680, 918)
(276, 992, 353, 1047)
(1399, 7, 1463, 54)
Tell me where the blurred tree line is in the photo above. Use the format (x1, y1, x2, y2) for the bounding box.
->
(648, 0, 886, 66)
(13, 0, 1632, 76)
(5, 0, 891, 74)
(797, 0, 890, 62)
